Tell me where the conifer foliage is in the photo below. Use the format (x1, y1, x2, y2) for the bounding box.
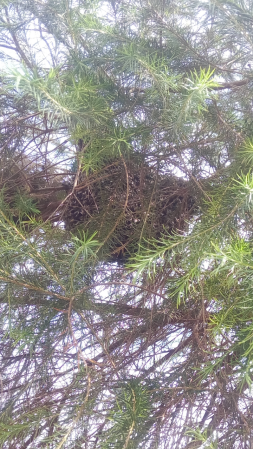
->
(1, 0, 253, 447)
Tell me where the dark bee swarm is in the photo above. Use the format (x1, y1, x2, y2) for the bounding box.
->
(63, 157, 196, 262)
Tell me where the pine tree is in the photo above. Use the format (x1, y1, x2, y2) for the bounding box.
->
(0, 0, 253, 448)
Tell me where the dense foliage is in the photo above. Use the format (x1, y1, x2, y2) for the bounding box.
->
(1, 0, 253, 447)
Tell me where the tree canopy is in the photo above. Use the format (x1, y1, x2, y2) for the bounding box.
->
(1, 0, 253, 447)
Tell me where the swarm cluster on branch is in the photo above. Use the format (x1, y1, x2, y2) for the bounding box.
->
(63, 156, 196, 261)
